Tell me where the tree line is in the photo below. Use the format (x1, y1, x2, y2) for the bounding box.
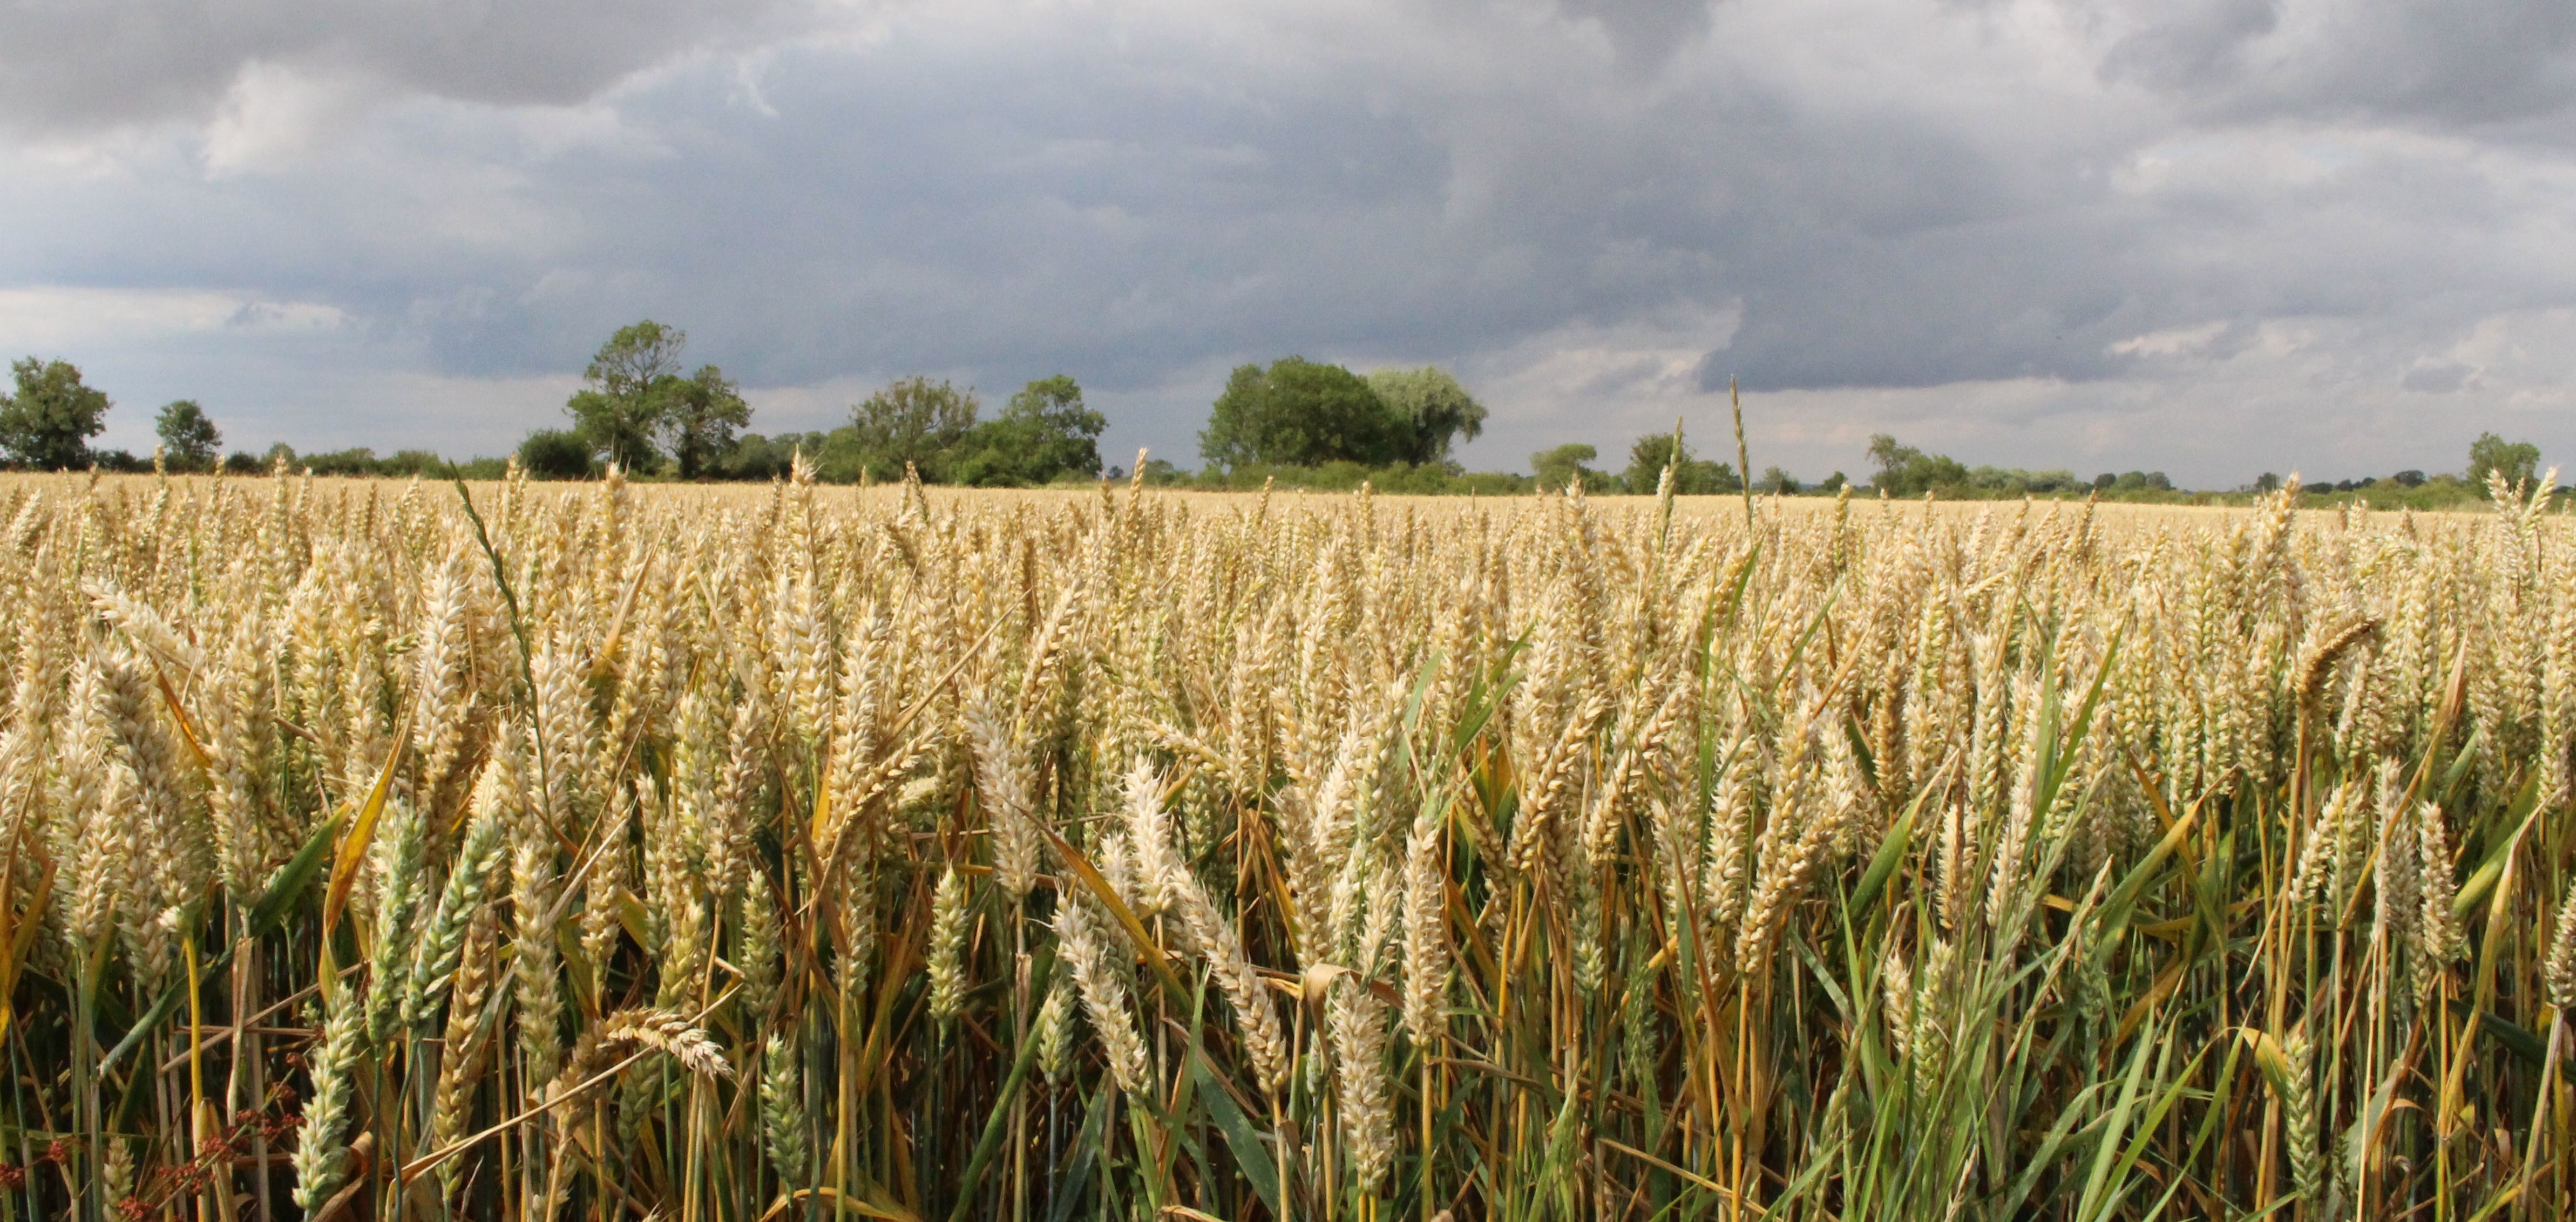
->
(0, 325, 2552, 503)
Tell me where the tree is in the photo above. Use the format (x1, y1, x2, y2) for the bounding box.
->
(1622, 433, 1738, 494)
(566, 321, 689, 471)
(849, 377, 980, 482)
(2466, 432, 2540, 495)
(1201, 358, 1406, 471)
(154, 400, 221, 470)
(662, 365, 751, 480)
(0, 357, 112, 470)
(1865, 433, 1970, 496)
(1760, 466, 1800, 495)
(1367, 367, 1488, 464)
(950, 376, 1106, 486)
(1534, 443, 1610, 492)
(1866, 434, 1919, 490)
(519, 430, 595, 479)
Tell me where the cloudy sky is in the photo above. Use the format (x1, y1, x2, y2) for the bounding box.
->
(4, 0, 2573, 486)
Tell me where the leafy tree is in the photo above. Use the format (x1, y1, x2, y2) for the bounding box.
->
(154, 400, 221, 470)
(303, 447, 380, 477)
(0, 357, 112, 470)
(951, 376, 1106, 486)
(2108, 470, 2174, 493)
(1622, 434, 1739, 494)
(1367, 367, 1488, 464)
(1760, 466, 1800, 495)
(2466, 432, 2540, 494)
(1534, 443, 1613, 492)
(1201, 358, 1406, 471)
(1865, 433, 1970, 496)
(849, 377, 980, 482)
(1819, 471, 1848, 493)
(717, 432, 826, 481)
(566, 321, 688, 471)
(519, 430, 595, 480)
(663, 365, 751, 480)
(2394, 470, 2426, 487)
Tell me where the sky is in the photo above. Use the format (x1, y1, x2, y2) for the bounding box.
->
(3, 0, 2573, 487)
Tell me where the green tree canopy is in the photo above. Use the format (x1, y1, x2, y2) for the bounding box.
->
(1622, 433, 1739, 495)
(519, 430, 595, 479)
(2466, 432, 2541, 494)
(663, 365, 751, 480)
(566, 321, 689, 471)
(1366, 366, 1488, 465)
(154, 399, 222, 470)
(1866, 433, 1970, 496)
(848, 376, 980, 482)
(1533, 443, 1609, 492)
(1201, 358, 1407, 471)
(0, 357, 112, 471)
(950, 376, 1106, 486)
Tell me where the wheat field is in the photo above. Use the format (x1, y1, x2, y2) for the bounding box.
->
(0, 461, 2570, 1221)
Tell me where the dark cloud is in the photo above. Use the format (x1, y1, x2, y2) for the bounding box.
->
(2, 0, 2575, 485)
(0, 0, 819, 133)
(2094, 0, 2576, 128)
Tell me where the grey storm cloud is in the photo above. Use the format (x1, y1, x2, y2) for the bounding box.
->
(0, 0, 822, 132)
(1, 0, 2573, 481)
(2096, 0, 2576, 128)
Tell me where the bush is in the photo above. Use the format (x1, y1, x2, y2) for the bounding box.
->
(519, 430, 596, 480)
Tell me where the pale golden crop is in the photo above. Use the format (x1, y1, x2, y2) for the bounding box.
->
(0, 463, 2565, 1220)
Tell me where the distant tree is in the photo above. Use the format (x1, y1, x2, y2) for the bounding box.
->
(223, 451, 265, 475)
(1622, 433, 1738, 494)
(303, 447, 380, 477)
(1366, 367, 1488, 465)
(154, 400, 222, 470)
(0, 357, 112, 470)
(2466, 432, 2541, 495)
(2253, 472, 2282, 494)
(519, 430, 595, 480)
(1819, 471, 1848, 493)
(662, 365, 751, 480)
(715, 432, 823, 482)
(1865, 435, 1915, 488)
(1201, 358, 1405, 471)
(566, 321, 688, 471)
(1760, 466, 1800, 495)
(850, 377, 980, 482)
(2394, 469, 2426, 488)
(1866, 433, 1970, 496)
(951, 376, 1106, 486)
(377, 450, 447, 477)
(1534, 443, 1611, 492)
(2107, 470, 2174, 493)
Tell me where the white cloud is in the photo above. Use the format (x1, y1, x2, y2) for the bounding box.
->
(0, 287, 347, 348)
(2110, 321, 2228, 358)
